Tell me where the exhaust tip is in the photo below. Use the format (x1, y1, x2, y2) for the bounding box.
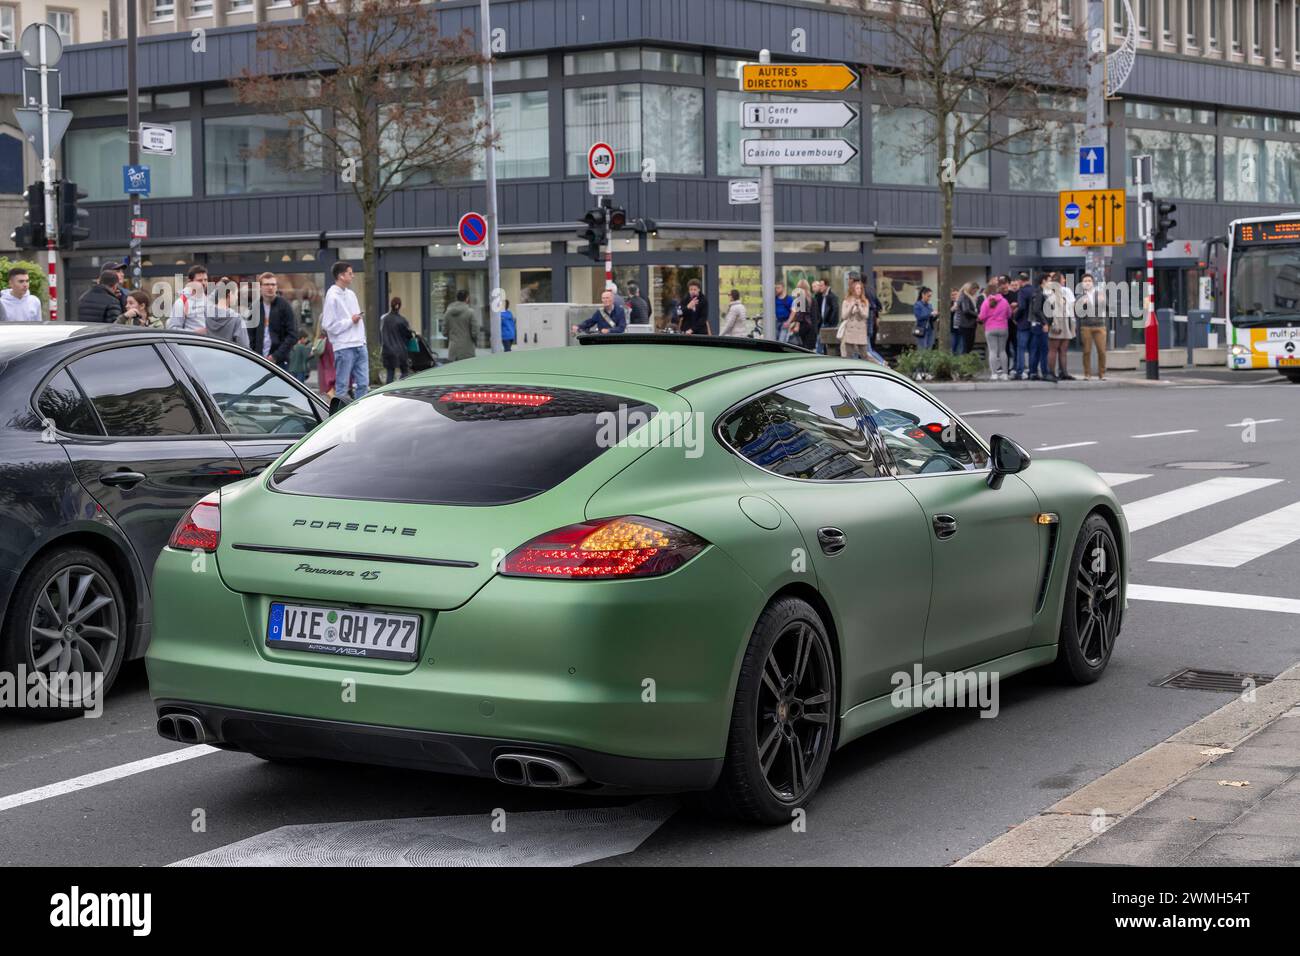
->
(156, 715, 178, 741)
(493, 752, 586, 789)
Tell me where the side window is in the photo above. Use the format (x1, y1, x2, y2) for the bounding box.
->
(175, 344, 319, 437)
(720, 377, 879, 480)
(67, 346, 203, 437)
(843, 375, 988, 475)
(37, 369, 102, 436)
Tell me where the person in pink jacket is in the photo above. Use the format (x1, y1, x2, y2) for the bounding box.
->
(978, 282, 1011, 381)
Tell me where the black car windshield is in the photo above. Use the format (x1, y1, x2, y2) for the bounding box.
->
(270, 384, 657, 505)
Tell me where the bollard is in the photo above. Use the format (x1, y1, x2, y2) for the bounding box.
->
(1186, 308, 1211, 366)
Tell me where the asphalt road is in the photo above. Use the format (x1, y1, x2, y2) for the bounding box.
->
(3, 372, 1298, 866)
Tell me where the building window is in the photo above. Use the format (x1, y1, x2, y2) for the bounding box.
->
(190, 0, 213, 16)
(1272, 0, 1281, 55)
(564, 47, 702, 76)
(65, 122, 194, 201)
(1009, 118, 1083, 192)
(1225, 136, 1300, 203)
(718, 90, 862, 184)
(1125, 128, 1215, 200)
(204, 114, 322, 195)
(1209, 0, 1220, 46)
(1060, 0, 1074, 28)
(152, 1, 176, 19)
(1252, 0, 1262, 52)
(0, 5, 16, 52)
(1162, 0, 1173, 39)
(870, 106, 987, 189)
(1232, 0, 1243, 49)
(46, 9, 74, 45)
(1186, 0, 1201, 43)
(564, 84, 703, 176)
(1138, 0, 1151, 37)
(229, 0, 254, 11)
(466, 56, 548, 83)
(1124, 100, 1215, 123)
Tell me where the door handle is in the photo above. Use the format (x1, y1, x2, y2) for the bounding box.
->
(932, 514, 958, 540)
(98, 470, 146, 489)
(816, 526, 847, 556)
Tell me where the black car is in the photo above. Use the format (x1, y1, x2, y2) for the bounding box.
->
(0, 324, 328, 712)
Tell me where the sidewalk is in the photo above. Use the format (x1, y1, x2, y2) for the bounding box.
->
(925, 367, 1287, 391)
(956, 662, 1300, 866)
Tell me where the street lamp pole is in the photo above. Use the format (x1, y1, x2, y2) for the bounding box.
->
(127, 0, 142, 292)
(480, 0, 502, 352)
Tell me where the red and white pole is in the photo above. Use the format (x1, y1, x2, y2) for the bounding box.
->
(47, 239, 58, 321)
(1144, 237, 1158, 379)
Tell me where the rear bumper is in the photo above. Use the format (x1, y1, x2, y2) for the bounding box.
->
(156, 700, 722, 793)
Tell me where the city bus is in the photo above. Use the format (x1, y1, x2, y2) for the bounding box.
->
(1222, 213, 1300, 381)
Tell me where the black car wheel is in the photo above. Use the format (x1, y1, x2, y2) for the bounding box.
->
(1054, 514, 1122, 684)
(707, 596, 837, 824)
(1, 548, 126, 717)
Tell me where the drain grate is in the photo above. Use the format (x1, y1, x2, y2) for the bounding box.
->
(1162, 461, 1261, 471)
(1152, 668, 1276, 692)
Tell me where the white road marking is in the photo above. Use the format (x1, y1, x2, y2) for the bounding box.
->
(1150, 500, 1300, 567)
(1035, 441, 1097, 451)
(959, 409, 1003, 416)
(1130, 429, 1197, 438)
(173, 799, 679, 867)
(0, 745, 217, 814)
(1098, 472, 1152, 488)
(1128, 584, 1300, 615)
(1122, 477, 1282, 532)
(1224, 418, 1283, 427)
(1032, 401, 1067, 408)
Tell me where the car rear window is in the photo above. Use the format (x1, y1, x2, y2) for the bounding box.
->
(270, 384, 658, 505)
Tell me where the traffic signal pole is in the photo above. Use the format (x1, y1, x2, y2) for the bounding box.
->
(38, 29, 57, 320)
(602, 196, 613, 290)
(127, 0, 142, 292)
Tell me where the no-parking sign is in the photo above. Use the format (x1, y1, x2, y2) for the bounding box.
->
(458, 211, 487, 246)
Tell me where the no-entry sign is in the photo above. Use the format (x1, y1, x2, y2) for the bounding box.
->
(588, 142, 615, 179)
(458, 211, 487, 247)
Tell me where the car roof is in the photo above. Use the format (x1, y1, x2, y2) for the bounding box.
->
(0, 322, 140, 365)
(429, 338, 817, 391)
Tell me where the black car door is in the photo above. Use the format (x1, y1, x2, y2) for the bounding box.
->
(56, 343, 247, 570)
(166, 340, 325, 476)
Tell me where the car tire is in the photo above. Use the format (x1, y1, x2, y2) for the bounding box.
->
(1053, 513, 1122, 685)
(0, 548, 127, 719)
(1282, 370, 1300, 384)
(705, 596, 838, 825)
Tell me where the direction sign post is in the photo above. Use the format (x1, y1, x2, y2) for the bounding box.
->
(1058, 188, 1125, 247)
(756, 50, 776, 340)
(741, 101, 858, 129)
(741, 62, 859, 92)
(586, 143, 617, 290)
(19, 23, 63, 321)
(741, 139, 859, 167)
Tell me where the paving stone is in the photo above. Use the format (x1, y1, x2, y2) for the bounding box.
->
(1064, 838, 1198, 867)
(1169, 777, 1280, 804)
(1185, 764, 1295, 787)
(1180, 833, 1300, 864)
(1085, 814, 1222, 848)
(1124, 796, 1248, 824)
(1219, 804, 1300, 837)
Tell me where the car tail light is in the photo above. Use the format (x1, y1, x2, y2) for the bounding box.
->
(169, 492, 221, 552)
(440, 390, 553, 407)
(501, 516, 707, 580)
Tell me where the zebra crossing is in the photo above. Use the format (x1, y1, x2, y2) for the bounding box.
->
(1099, 471, 1300, 572)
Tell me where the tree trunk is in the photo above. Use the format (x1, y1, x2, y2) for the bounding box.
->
(939, 178, 954, 354)
(362, 204, 380, 352)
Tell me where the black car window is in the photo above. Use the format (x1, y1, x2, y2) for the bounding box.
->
(720, 376, 878, 480)
(174, 344, 319, 437)
(37, 368, 102, 436)
(842, 374, 988, 475)
(270, 384, 658, 505)
(67, 346, 204, 437)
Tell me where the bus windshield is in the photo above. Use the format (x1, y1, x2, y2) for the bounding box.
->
(1229, 243, 1300, 327)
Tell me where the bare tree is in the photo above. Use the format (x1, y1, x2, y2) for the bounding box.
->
(858, 0, 1080, 348)
(234, 0, 490, 341)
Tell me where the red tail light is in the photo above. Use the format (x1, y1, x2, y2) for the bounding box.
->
(169, 492, 221, 552)
(501, 516, 707, 579)
(440, 390, 553, 407)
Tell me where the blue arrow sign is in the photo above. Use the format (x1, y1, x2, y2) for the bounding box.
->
(1079, 146, 1105, 176)
(123, 164, 151, 196)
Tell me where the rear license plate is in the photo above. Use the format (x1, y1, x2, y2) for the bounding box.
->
(267, 603, 420, 661)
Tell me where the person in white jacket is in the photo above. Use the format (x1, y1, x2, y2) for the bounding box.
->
(322, 261, 369, 399)
(719, 289, 749, 337)
(0, 268, 42, 322)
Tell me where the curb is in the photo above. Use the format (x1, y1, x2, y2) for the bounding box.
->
(925, 377, 1221, 391)
(952, 662, 1300, 867)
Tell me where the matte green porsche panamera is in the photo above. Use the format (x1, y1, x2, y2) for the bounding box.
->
(147, 336, 1128, 823)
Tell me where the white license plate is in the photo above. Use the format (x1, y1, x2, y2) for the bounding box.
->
(267, 603, 420, 661)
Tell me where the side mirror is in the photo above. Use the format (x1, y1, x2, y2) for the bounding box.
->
(987, 434, 1031, 489)
(328, 394, 354, 416)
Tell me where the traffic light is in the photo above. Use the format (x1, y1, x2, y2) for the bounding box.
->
(57, 180, 90, 250)
(577, 206, 607, 263)
(607, 205, 627, 231)
(632, 216, 658, 237)
(10, 182, 47, 250)
(1153, 199, 1177, 251)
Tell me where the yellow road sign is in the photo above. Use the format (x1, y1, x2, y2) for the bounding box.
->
(1059, 189, 1126, 247)
(741, 63, 859, 93)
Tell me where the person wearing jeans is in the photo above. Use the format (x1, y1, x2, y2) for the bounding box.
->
(322, 260, 369, 400)
(1014, 273, 1035, 378)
